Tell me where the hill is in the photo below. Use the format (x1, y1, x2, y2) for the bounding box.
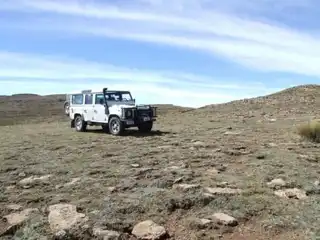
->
(0, 94, 193, 126)
(193, 84, 320, 121)
(0, 84, 319, 240)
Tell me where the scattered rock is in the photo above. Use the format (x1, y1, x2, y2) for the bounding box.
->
(298, 154, 318, 162)
(216, 182, 229, 188)
(173, 184, 200, 191)
(54, 230, 67, 239)
(314, 180, 320, 187)
(132, 220, 167, 240)
(274, 188, 307, 200)
(131, 164, 140, 168)
(47, 203, 89, 234)
(211, 213, 238, 227)
(108, 186, 117, 192)
(193, 141, 206, 147)
(6, 204, 23, 211)
(18, 172, 26, 177)
(267, 143, 278, 148)
(167, 166, 181, 171)
(206, 168, 220, 175)
(2, 208, 40, 235)
(157, 145, 172, 150)
(224, 131, 241, 135)
(18, 174, 52, 188)
(188, 218, 212, 230)
(205, 187, 242, 195)
(64, 177, 81, 187)
(256, 154, 266, 159)
(267, 178, 286, 188)
(173, 177, 183, 184)
(6, 185, 15, 191)
(93, 227, 121, 239)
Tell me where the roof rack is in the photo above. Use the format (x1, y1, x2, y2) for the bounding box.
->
(81, 89, 92, 94)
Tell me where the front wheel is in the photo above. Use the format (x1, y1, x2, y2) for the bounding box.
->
(138, 121, 153, 133)
(109, 117, 124, 135)
(75, 115, 87, 132)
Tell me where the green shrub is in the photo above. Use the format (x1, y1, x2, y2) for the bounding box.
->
(297, 119, 320, 143)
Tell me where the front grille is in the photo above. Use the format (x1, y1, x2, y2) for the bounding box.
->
(137, 109, 152, 117)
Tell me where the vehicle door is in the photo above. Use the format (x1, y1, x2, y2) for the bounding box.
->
(93, 93, 107, 122)
(70, 94, 84, 117)
(83, 93, 94, 121)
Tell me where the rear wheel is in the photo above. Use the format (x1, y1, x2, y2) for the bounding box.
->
(109, 117, 124, 135)
(64, 102, 70, 116)
(138, 121, 153, 133)
(75, 115, 87, 132)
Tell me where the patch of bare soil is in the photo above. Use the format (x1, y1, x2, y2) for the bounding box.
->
(0, 84, 319, 239)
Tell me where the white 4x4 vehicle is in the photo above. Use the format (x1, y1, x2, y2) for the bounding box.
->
(63, 88, 157, 135)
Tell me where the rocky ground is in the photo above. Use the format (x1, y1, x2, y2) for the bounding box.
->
(0, 85, 319, 240)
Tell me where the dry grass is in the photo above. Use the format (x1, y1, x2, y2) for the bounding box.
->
(297, 119, 320, 143)
(0, 85, 319, 240)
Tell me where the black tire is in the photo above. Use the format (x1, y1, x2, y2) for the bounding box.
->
(64, 102, 70, 116)
(138, 121, 153, 133)
(74, 115, 87, 132)
(109, 116, 124, 136)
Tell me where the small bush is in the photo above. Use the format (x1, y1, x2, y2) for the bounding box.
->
(297, 119, 320, 143)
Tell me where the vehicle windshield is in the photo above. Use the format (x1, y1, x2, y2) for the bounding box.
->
(105, 91, 133, 101)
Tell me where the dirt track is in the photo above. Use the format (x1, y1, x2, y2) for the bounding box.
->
(0, 85, 319, 239)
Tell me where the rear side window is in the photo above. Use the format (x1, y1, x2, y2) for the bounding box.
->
(85, 94, 93, 104)
(71, 94, 83, 104)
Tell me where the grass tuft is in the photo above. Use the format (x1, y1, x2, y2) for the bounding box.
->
(297, 119, 320, 143)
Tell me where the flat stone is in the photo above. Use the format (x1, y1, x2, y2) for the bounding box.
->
(6, 204, 23, 211)
(274, 188, 307, 200)
(18, 175, 52, 187)
(224, 131, 241, 135)
(64, 177, 81, 187)
(3, 208, 39, 226)
(193, 141, 206, 146)
(93, 227, 121, 239)
(48, 203, 89, 233)
(173, 184, 200, 191)
(212, 213, 238, 226)
(206, 168, 220, 175)
(2, 208, 40, 235)
(267, 178, 286, 187)
(132, 220, 167, 240)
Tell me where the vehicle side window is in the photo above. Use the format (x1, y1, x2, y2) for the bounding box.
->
(71, 94, 83, 105)
(95, 94, 105, 104)
(85, 94, 93, 104)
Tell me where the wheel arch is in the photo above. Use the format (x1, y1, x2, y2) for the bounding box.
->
(108, 114, 120, 123)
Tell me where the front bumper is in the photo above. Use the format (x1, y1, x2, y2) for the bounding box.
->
(120, 105, 157, 126)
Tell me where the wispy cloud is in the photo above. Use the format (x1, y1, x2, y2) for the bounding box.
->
(1, 0, 320, 78)
(0, 51, 281, 107)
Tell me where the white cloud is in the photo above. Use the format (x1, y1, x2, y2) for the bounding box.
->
(1, 0, 320, 78)
(0, 51, 280, 107)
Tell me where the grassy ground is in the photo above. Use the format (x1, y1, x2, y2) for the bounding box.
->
(0, 85, 320, 239)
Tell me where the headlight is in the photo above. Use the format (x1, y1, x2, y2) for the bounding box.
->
(125, 109, 133, 118)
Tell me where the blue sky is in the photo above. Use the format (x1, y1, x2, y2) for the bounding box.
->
(0, 0, 319, 107)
